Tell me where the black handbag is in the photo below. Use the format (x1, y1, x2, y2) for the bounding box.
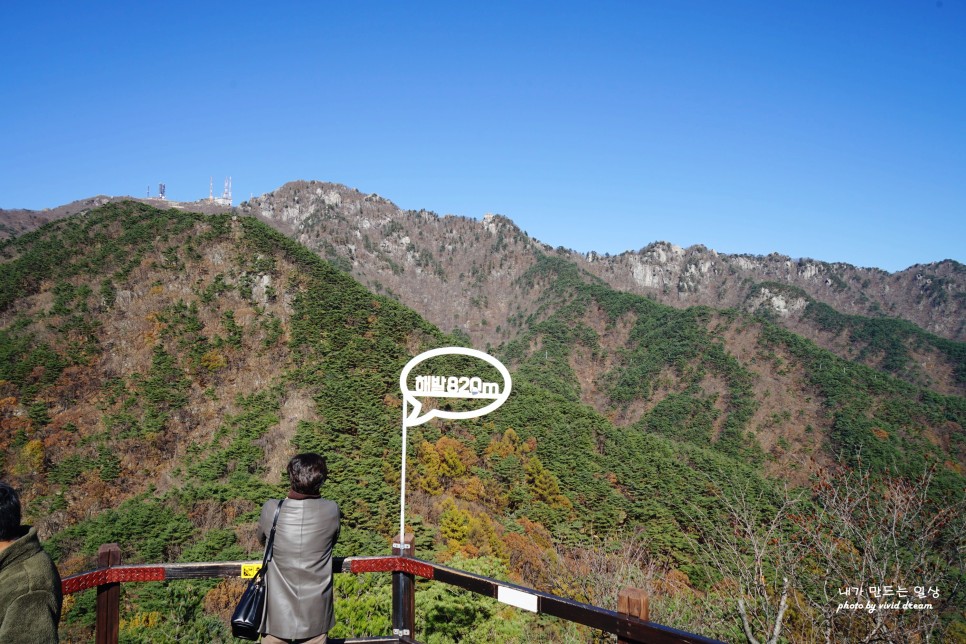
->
(231, 499, 283, 640)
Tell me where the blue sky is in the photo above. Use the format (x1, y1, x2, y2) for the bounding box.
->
(1, 1, 963, 272)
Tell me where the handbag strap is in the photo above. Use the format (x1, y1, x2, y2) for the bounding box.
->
(261, 499, 284, 568)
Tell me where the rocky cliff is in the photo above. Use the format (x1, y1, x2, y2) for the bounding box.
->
(239, 181, 964, 393)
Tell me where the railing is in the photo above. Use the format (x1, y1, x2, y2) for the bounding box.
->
(61, 539, 722, 644)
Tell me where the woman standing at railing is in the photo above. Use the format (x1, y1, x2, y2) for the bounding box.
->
(258, 453, 341, 644)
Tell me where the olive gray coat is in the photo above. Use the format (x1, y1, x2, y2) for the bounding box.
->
(257, 497, 341, 640)
(0, 526, 63, 643)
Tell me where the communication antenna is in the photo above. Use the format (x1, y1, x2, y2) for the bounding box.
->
(147, 186, 150, 198)
(223, 176, 232, 206)
(159, 183, 166, 200)
(209, 177, 213, 203)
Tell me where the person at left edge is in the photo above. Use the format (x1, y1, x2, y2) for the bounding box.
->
(0, 481, 63, 643)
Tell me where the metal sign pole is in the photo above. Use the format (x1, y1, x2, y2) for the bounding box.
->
(397, 347, 512, 552)
(398, 399, 408, 549)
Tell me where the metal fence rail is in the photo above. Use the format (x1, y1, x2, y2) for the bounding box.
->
(61, 541, 722, 644)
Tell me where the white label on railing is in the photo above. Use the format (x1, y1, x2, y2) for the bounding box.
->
(498, 586, 538, 613)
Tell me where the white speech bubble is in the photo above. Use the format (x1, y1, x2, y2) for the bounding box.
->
(400, 347, 512, 427)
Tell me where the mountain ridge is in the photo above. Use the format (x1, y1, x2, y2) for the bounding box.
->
(5, 181, 962, 339)
(234, 181, 964, 394)
(5, 182, 962, 394)
(1, 200, 962, 641)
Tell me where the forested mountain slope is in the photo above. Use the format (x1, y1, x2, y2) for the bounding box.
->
(1, 197, 125, 240)
(0, 202, 963, 642)
(504, 254, 966, 495)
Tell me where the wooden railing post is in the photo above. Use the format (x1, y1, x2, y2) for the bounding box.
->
(391, 533, 415, 640)
(617, 587, 650, 644)
(95, 543, 121, 644)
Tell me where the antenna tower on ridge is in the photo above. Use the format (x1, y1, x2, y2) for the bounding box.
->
(212, 176, 233, 207)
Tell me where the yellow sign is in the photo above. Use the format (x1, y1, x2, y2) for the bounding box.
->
(241, 564, 262, 579)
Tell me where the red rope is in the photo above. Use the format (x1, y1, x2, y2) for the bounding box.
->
(62, 566, 166, 594)
(347, 556, 434, 579)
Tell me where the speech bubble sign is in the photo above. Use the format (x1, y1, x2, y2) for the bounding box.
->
(400, 346, 512, 427)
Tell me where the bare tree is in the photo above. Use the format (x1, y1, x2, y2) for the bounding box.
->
(544, 527, 736, 639)
(629, 463, 966, 643)
(551, 530, 665, 608)
(687, 473, 803, 644)
(793, 465, 964, 643)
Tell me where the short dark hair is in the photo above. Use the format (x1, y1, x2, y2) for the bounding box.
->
(287, 453, 328, 494)
(0, 482, 22, 541)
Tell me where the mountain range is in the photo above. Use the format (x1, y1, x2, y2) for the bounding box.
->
(237, 181, 964, 394)
(0, 185, 963, 642)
